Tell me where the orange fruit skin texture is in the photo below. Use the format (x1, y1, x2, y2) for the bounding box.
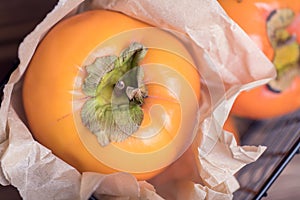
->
(219, 0, 300, 119)
(231, 77, 300, 119)
(22, 10, 201, 180)
(224, 116, 240, 144)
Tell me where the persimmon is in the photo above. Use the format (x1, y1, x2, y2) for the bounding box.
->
(22, 10, 201, 180)
(224, 115, 240, 144)
(219, 0, 300, 119)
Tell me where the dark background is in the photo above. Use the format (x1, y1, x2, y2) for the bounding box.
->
(0, 0, 58, 82)
(0, 0, 58, 198)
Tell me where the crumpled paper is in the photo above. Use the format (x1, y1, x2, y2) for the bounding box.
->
(0, 0, 275, 199)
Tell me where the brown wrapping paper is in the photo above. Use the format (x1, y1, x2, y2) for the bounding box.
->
(0, 0, 275, 199)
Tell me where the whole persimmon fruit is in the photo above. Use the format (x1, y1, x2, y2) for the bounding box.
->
(219, 0, 300, 119)
(22, 10, 201, 180)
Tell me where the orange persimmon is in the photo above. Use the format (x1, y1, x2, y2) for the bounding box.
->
(224, 115, 240, 144)
(22, 10, 201, 180)
(219, 0, 300, 119)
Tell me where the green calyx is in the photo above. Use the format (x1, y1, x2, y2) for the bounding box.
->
(266, 8, 300, 92)
(81, 42, 148, 146)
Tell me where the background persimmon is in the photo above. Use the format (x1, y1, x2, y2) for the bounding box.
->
(22, 10, 201, 180)
(224, 115, 240, 144)
(219, 0, 300, 119)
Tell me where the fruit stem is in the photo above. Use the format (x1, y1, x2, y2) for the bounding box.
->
(266, 8, 300, 92)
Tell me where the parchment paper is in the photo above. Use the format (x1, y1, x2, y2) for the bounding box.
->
(0, 0, 275, 199)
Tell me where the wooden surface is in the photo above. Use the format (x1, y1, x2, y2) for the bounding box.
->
(233, 111, 300, 200)
(265, 154, 300, 200)
(0, 0, 58, 198)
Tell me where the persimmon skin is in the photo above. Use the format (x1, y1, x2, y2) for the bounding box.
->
(224, 115, 240, 144)
(218, 0, 275, 60)
(22, 10, 200, 180)
(219, 0, 300, 119)
(232, 76, 300, 119)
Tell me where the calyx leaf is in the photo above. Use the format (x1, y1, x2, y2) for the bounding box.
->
(81, 42, 148, 146)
